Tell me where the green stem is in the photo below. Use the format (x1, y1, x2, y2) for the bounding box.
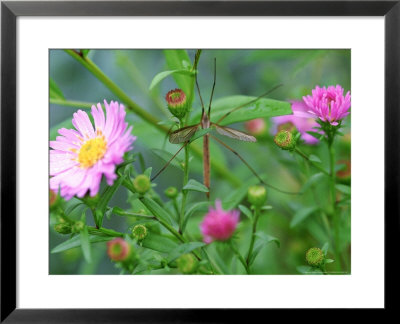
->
(303, 160, 332, 240)
(328, 141, 342, 270)
(179, 137, 190, 234)
(295, 148, 329, 176)
(65, 49, 169, 133)
(245, 207, 261, 271)
(87, 226, 124, 237)
(229, 240, 248, 274)
(50, 98, 93, 109)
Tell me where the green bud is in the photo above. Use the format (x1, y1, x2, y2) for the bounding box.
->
(133, 174, 151, 195)
(132, 224, 147, 241)
(274, 130, 297, 151)
(247, 185, 267, 207)
(72, 220, 85, 233)
(164, 186, 178, 199)
(54, 223, 72, 235)
(165, 89, 188, 120)
(306, 247, 325, 267)
(177, 253, 198, 274)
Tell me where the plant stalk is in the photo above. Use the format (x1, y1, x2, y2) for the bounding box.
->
(245, 206, 261, 271)
(328, 141, 342, 270)
(229, 240, 248, 274)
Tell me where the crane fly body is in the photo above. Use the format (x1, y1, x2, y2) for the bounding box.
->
(152, 53, 294, 197)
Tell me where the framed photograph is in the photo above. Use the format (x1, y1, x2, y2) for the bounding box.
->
(1, 0, 398, 321)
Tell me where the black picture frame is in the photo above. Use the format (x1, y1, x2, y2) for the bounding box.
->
(1, 0, 398, 321)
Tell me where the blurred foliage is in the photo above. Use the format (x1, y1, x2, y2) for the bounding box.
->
(50, 49, 350, 274)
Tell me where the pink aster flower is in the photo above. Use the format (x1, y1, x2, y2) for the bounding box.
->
(200, 200, 240, 244)
(50, 100, 136, 200)
(272, 100, 321, 144)
(303, 85, 351, 126)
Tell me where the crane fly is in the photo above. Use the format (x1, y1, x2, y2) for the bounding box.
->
(152, 55, 294, 197)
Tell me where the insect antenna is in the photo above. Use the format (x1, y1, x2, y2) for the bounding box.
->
(208, 58, 217, 118)
(195, 63, 205, 116)
(210, 134, 300, 195)
(151, 142, 189, 181)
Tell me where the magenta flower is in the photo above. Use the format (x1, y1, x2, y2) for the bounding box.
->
(272, 100, 321, 144)
(50, 100, 136, 200)
(200, 200, 240, 244)
(303, 85, 351, 126)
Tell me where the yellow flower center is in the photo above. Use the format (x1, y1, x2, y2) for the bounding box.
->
(77, 136, 107, 168)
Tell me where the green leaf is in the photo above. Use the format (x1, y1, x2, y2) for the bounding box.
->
(306, 131, 324, 140)
(261, 205, 273, 211)
(190, 95, 292, 126)
(325, 259, 335, 264)
(81, 49, 90, 58)
(321, 242, 329, 256)
(141, 232, 178, 253)
(80, 226, 92, 263)
(96, 175, 126, 227)
(249, 232, 280, 266)
(51, 235, 112, 254)
(182, 201, 210, 231)
(143, 167, 152, 178)
(302, 172, 325, 193)
(183, 179, 209, 193)
(163, 50, 192, 95)
(149, 69, 194, 91)
(238, 204, 253, 220)
(335, 184, 351, 195)
(151, 148, 184, 171)
(309, 154, 322, 163)
(140, 196, 174, 225)
(64, 199, 85, 217)
(49, 78, 65, 100)
(290, 206, 319, 228)
(297, 265, 313, 274)
(166, 242, 205, 263)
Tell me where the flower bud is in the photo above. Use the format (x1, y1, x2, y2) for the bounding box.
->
(164, 186, 178, 199)
(247, 185, 267, 207)
(306, 247, 324, 267)
(244, 118, 267, 136)
(177, 253, 198, 274)
(277, 121, 296, 133)
(133, 174, 151, 195)
(72, 220, 85, 233)
(132, 224, 147, 241)
(107, 238, 131, 262)
(274, 130, 297, 151)
(165, 89, 188, 120)
(54, 223, 72, 235)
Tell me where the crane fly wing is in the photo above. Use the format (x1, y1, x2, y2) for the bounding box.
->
(169, 124, 200, 144)
(213, 124, 256, 142)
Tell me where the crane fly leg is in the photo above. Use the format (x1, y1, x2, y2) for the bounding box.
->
(203, 133, 210, 199)
(151, 142, 188, 182)
(210, 135, 300, 195)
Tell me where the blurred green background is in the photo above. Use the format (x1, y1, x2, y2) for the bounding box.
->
(49, 49, 351, 274)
